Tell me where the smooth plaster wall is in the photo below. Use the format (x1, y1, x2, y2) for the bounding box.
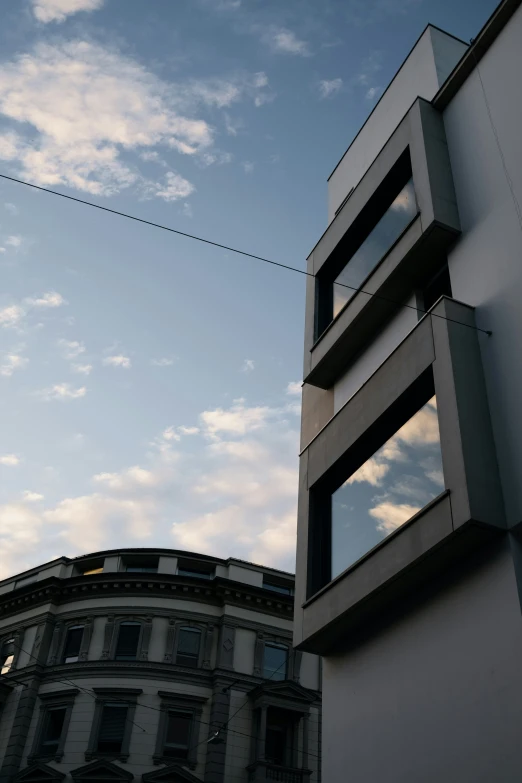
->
(327, 27, 466, 222)
(443, 3, 522, 525)
(322, 541, 522, 783)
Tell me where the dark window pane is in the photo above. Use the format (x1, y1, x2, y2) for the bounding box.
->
(1, 638, 15, 675)
(97, 705, 128, 753)
(178, 568, 212, 579)
(176, 628, 201, 668)
(333, 178, 417, 319)
(63, 626, 83, 663)
(164, 711, 191, 758)
(263, 581, 293, 595)
(331, 396, 444, 580)
(41, 707, 66, 754)
(266, 726, 286, 766)
(125, 566, 158, 572)
(263, 644, 288, 680)
(115, 623, 140, 661)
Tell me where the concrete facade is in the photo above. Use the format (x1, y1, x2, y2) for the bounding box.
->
(295, 1, 522, 780)
(0, 549, 321, 783)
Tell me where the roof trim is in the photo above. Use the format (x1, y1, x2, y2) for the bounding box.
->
(433, 0, 522, 109)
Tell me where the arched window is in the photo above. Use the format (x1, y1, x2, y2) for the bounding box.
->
(175, 627, 201, 668)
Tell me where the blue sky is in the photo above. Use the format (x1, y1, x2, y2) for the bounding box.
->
(0, 0, 497, 578)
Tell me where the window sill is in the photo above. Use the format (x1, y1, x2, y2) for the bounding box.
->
(152, 756, 196, 769)
(85, 752, 129, 763)
(28, 753, 64, 764)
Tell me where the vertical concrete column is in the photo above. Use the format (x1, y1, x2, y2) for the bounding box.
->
(100, 615, 115, 660)
(204, 686, 231, 783)
(202, 624, 215, 670)
(79, 617, 93, 661)
(302, 714, 309, 770)
(257, 706, 267, 761)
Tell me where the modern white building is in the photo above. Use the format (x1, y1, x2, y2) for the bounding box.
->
(0, 549, 321, 783)
(294, 0, 522, 780)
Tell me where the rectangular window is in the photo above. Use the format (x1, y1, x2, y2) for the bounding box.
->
(332, 177, 417, 320)
(114, 623, 141, 661)
(124, 557, 159, 573)
(82, 567, 103, 575)
(177, 567, 213, 579)
(263, 643, 288, 681)
(262, 580, 293, 596)
(175, 627, 201, 668)
(1, 638, 15, 675)
(330, 396, 443, 581)
(40, 707, 66, 756)
(63, 626, 84, 663)
(163, 711, 192, 759)
(96, 704, 128, 754)
(125, 566, 158, 572)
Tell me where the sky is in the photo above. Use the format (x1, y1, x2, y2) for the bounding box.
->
(0, 0, 498, 579)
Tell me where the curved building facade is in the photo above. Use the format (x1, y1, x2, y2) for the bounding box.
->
(0, 549, 321, 783)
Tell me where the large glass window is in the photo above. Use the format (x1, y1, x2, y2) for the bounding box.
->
(163, 711, 192, 759)
(39, 707, 66, 756)
(114, 622, 141, 661)
(1, 638, 15, 675)
(332, 177, 417, 319)
(175, 627, 201, 668)
(62, 625, 84, 663)
(331, 396, 444, 580)
(263, 643, 288, 681)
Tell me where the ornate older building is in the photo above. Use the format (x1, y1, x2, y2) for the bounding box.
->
(0, 549, 321, 783)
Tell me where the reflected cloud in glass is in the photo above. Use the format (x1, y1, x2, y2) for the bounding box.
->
(331, 396, 443, 580)
(333, 177, 417, 318)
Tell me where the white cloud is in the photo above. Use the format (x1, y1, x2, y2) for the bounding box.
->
(22, 491, 44, 502)
(103, 355, 131, 369)
(0, 305, 25, 329)
(345, 458, 390, 487)
(286, 381, 302, 396)
(146, 171, 195, 202)
(200, 400, 273, 439)
(395, 401, 440, 446)
(37, 383, 87, 401)
(4, 202, 18, 215)
(178, 426, 200, 436)
(0, 352, 28, 377)
(224, 113, 240, 136)
(0, 247, 5, 253)
(0, 454, 20, 466)
(31, 0, 105, 24)
(25, 291, 66, 308)
(369, 501, 421, 534)
(162, 426, 181, 442)
(0, 503, 42, 579)
(5, 235, 22, 248)
(151, 357, 174, 367)
(242, 161, 254, 174)
(263, 27, 310, 56)
(366, 86, 382, 101)
(426, 469, 444, 487)
(181, 202, 193, 218)
(319, 78, 343, 98)
(71, 363, 92, 375)
(58, 339, 85, 359)
(93, 466, 160, 491)
(241, 358, 255, 372)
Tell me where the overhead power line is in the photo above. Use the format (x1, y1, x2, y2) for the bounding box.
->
(0, 171, 491, 336)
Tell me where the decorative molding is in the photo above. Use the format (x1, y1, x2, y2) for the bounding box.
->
(100, 615, 114, 660)
(139, 617, 153, 661)
(202, 624, 214, 670)
(217, 625, 235, 670)
(79, 618, 93, 662)
(46, 622, 64, 667)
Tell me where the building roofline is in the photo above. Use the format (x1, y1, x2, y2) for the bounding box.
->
(326, 23, 467, 183)
(433, 0, 522, 109)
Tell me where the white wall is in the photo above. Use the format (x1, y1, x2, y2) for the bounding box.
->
(333, 296, 419, 413)
(443, 3, 522, 524)
(327, 27, 466, 222)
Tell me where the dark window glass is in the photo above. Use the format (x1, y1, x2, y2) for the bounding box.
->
(40, 707, 66, 755)
(331, 396, 443, 580)
(263, 581, 293, 595)
(263, 644, 288, 680)
(175, 627, 201, 668)
(114, 622, 141, 661)
(332, 177, 417, 320)
(421, 264, 452, 313)
(164, 711, 192, 759)
(177, 567, 212, 579)
(125, 566, 158, 573)
(266, 726, 286, 766)
(63, 626, 84, 663)
(97, 704, 128, 753)
(1, 638, 15, 675)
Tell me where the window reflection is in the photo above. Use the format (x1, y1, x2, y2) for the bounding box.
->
(333, 177, 417, 319)
(331, 396, 443, 580)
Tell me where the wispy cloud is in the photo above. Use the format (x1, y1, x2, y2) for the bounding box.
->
(4, 202, 18, 215)
(22, 490, 44, 502)
(286, 381, 302, 396)
(5, 235, 22, 248)
(103, 355, 131, 369)
(241, 359, 255, 372)
(0, 352, 28, 377)
(200, 400, 273, 439)
(31, 0, 105, 24)
(0, 454, 21, 466)
(318, 78, 343, 98)
(151, 357, 174, 367)
(71, 363, 92, 375)
(37, 383, 87, 401)
(0, 304, 25, 329)
(58, 339, 85, 360)
(365, 85, 383, 101)
(25, 291, 67, 308)
(241, 161, 254, 174)
(262, 27, 310, 56)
